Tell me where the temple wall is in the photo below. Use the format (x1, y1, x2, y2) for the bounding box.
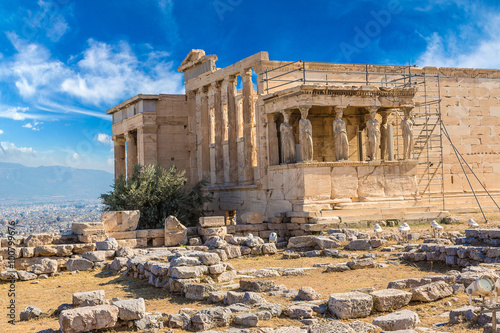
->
(156, 95, 193, 182)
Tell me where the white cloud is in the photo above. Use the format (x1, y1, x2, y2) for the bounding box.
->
(417, 12, 500, 69)
(1, 35, 183, 120)
(0, 106, 43, 121)
(60, 39, 184, 105)
(94, 133, 113, 146)
(23, 0, 70, 42)
(7, 33, 71, 98)
(0, 141, 37, 161)
(22, 120, 42, 131)
(0, 130, 4, 135)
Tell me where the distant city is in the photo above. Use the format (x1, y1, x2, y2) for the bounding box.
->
(0, 199, 103, 237)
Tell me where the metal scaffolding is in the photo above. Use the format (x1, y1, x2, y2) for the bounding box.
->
(260, 61, 445, 209)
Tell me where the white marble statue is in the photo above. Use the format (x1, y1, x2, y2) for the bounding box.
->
(299, 108, 313, 162)
(366, 110, 380, 161)
(401, 107, 414, 159)
(333, 108, 349, 161)
(280, 111, 296, 164)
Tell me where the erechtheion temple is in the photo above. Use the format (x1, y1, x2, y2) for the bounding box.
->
(107, 50, 500, 226)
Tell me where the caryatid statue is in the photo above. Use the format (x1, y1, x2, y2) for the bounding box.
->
(366, 107, 381, 161)
(333, 107, 349, 161)
(280, 110, 296, 164)
(401, 107, 414, 159)
(299, 106, 313, 162)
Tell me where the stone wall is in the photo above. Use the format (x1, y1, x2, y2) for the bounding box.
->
(403, 228, 500, 267)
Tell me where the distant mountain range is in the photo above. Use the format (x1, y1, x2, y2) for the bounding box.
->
(0, 162, 114, 201)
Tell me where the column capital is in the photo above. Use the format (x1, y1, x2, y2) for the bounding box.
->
(240, 68, 253, 77)
(226, 75, 237, 83)
(124, 131, 135, 141)
(113, 135, 125, 144)
(197, 86, 208, 95)
(211, 80, 222, 90)
(334, 106, 347, 114)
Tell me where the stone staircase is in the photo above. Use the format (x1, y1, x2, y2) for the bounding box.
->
(282, 199, 450, 232)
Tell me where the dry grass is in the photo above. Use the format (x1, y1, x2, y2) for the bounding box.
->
(1, 213, 497, 332)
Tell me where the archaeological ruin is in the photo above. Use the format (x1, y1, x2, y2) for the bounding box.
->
(107, 49, 500, 228)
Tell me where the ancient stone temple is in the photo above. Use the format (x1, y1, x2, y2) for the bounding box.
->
(108, 49, 500, 225)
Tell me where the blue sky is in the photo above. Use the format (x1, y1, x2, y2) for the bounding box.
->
(0, 0, 499, 172)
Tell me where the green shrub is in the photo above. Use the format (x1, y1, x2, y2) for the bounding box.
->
(101, 164, 211, 229)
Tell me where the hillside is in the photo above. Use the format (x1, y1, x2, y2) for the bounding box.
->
(0, 162, 114, 201)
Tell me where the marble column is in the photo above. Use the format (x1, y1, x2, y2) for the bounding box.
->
(125, 131, 137, 179)
(241, 68, 255, 184)
(113, 135, 126, 179)
(213, 81, 224, 185)
(226, 76, 238, 185)
(199, 87, 210, 180)
(380, 112, 389, 161)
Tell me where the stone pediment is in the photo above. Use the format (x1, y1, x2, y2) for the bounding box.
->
(178, 49, 218, 74)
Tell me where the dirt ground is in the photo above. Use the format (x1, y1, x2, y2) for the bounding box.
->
(0, 212, 497, 333)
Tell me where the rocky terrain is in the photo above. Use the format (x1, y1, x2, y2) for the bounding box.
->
(1, 213, 499, 333)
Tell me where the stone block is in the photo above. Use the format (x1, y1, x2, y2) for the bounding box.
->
(66, 258, 94, 271)
(71, 222, 105, 235)
(183, 283, 222, 301)
(411, 281, 453, 302)
(199, 216, 225, 227)
(328, 292, 373, 319)
(34, 245, 58, 257)
(370, 289, 412, 312)
(59, 305, 118, 333)
(287, 235, 316, 249)
(72, 290, 105, 307)
(164, 215, 187, 246)
(25, 234, 54, 247)
(28, 258, 58, 274)
(372, 309, 420, 331)
(112, 298, 145, 320)
(107, 231, 137, 240)
(241, 212, 263, 224)
(101, 210, 139, 232)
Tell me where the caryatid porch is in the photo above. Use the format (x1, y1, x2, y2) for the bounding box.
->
(263, 85, 419, 212)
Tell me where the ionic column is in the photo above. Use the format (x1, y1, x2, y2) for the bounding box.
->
(213, 81, 224, 185)
(125, 131, 137, 179)
(241, 68, 255, 184)
(198, 87, 210, 180)
(226, 76, 238, 185)
(113, 135, 126, 179)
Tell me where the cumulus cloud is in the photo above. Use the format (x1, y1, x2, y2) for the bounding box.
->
(60, 39, 184, 105)
(417, 12, 500, 69)
(0, 130, 4, 135)
(94, 133, 113, 146)
(1, 35, 183, 118)
(0, 142, 37, 161)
